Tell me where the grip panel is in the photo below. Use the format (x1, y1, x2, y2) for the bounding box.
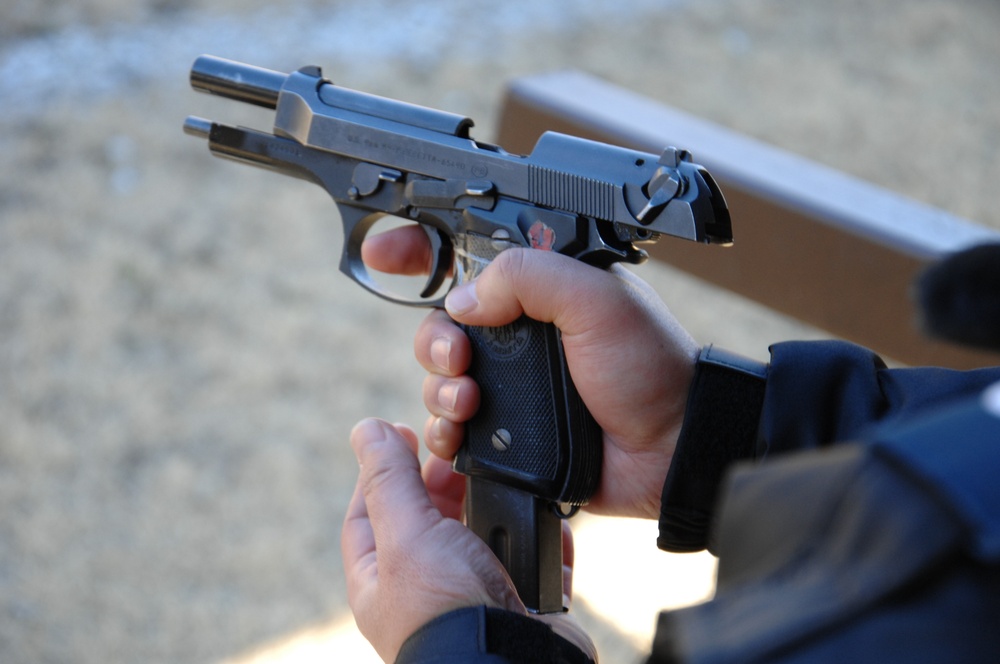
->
(454, 316, 602, 505)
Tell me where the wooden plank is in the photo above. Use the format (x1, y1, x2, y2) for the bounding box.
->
(497, 71, 1000, 369)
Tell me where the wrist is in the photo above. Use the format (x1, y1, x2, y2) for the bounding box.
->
(641, 342, 699, 520)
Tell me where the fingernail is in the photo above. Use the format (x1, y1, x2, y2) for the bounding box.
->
(430, 336, 451, 372)
(427, 417, 445, 453)
(429, 416, 443, 443)
(445, 282, 478, 317)
(438, 381, 460, 413)
(350, 418, 389, 457)
(353, 418, 388, 440)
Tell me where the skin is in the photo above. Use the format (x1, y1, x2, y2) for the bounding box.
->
(414, 249, 698, 519)
(342, 419, 594, 661)
(342, 229, 700, 660)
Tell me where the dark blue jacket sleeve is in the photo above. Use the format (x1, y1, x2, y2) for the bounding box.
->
(659, 340, 1000, 553)
(760, 340, 1000, 455)
(396, 605, 594, 664)
(650, 390, 1000, 663)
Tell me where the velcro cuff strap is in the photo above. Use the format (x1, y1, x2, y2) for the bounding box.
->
(396, 606, 595, 663)
(658, 345, 767, 553)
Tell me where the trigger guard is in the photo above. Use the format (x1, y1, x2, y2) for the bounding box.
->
(420, 225, 453, 299)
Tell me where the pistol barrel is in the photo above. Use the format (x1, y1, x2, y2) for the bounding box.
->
(190, 55, 286, 109)
(182, 116, 212, 139)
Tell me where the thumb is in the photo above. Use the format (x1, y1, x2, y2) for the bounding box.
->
(444, 248, 629, 336)
(350, 418, 437, 549)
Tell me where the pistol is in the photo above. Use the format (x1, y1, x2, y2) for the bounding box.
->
(184, 55, 731, 613)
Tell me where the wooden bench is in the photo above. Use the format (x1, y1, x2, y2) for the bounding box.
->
(496, 71, 1000, 370)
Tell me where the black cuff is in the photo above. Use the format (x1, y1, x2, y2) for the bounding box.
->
(396, 606, 594, 664)
(657, 345, 767, 553)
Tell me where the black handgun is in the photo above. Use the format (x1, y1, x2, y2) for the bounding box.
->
(184, 55, 731, 613)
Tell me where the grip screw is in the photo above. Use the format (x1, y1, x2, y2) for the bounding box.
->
(491, 428, 512, 452)
(491, 229, 513, 252)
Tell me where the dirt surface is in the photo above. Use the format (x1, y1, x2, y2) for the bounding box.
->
(2, 1, 999, 662)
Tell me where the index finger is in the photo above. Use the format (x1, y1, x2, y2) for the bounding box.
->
(360, 224, 434, 276)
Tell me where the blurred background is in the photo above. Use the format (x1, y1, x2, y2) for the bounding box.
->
(1, 0, 998, 661)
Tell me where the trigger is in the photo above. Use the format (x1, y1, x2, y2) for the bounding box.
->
(420, 226, 453, 299)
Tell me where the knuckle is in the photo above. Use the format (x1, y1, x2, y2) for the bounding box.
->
(492, 247, 529, 286)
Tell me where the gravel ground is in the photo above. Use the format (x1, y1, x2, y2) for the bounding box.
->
(1, 1, 998, 662)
